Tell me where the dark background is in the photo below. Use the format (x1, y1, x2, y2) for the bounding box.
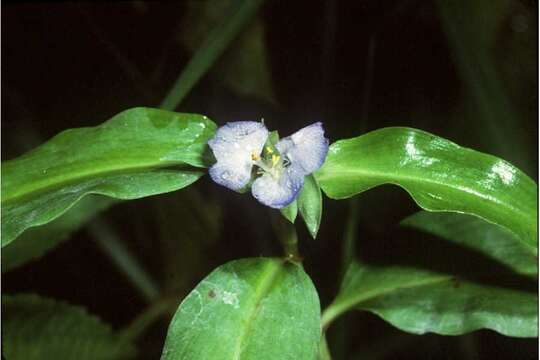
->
(2, 1, 538, 359)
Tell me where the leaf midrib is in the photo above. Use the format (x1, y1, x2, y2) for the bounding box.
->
(322, 274, 451, 328)
(231, 260, 283, 360)
(317, 166, 534, 227)
(2, 160, 183, 204)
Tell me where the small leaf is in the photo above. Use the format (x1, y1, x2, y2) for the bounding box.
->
(2, 196, 117, 272)
(2, 294, 135, 359)
(322, 260, 537, 338)
(298, 175, 322, 239)
(1, 107, 216, 246)
(280, 200, 298, 223)
(401, 211, 537, 276)
(315, 127, 538, 251)
(161, 258, 321, 359)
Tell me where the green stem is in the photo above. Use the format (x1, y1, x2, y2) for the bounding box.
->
(321, 303, 343, 331)
(340, 199, 358, 279)
(159, 0, 266, 111)
(270, 211, 300, 261)
(120, 297, 178, 343)
(89, 218, 160, 303)
(318, 333, 332, 360)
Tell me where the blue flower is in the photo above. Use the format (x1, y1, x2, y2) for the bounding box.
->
(208, 121, 329, 209)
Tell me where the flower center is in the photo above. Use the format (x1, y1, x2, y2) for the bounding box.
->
(253, 146, 285, 179)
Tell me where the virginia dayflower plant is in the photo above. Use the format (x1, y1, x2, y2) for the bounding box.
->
(208, 121, 329, 208)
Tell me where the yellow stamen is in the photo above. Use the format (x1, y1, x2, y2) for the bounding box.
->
(251, 153, 260, 161)
(266, 146, 274, 154)
(271, 154, 280, 167)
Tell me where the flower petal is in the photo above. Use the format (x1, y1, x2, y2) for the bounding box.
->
(251, 165, 304, 209)
(208, 121, 268, 190)
(209, 160, 253, 191)
(276, 122, 329, 175)
(208, 121, 268, 162)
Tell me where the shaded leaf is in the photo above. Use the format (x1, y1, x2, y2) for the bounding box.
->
(401, 211, 537, 276)
(298, 175, 323, 239)
(322, 260, 537, 337)
(437, 0, 533, 171)
(315, 127, 537, 251)
(161, 258, 320, 359)
(2, 107, 216, 245)
(2, 196, 117, 272)
(160, 0, 267, 110)
(179, 0, 275, 104)
(2, 294, 135, 359)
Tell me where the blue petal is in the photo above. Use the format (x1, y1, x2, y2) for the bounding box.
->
(276, 122, 329, 175)
(208, 121, 268, 191)
(251, 165, 304, 209)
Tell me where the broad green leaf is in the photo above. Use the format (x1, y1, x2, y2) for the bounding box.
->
(322, 260, 537, 338)
(2, 196, 117, 273)
(1, 107, 216, 245)
(161, 258, 321, 359)
(315, 127, 538, 251)
(297, 174, 323, 239)
(3, 294, 135, 359)
(280, 200, 298, 223)
(401, 211, 537, 276)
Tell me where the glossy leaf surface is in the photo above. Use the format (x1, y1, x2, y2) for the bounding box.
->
(161, 258, 320, 359)
(2, 196, 117, 272)
(315, 127, 537, 250)
(3, 294, 135, 359)
(322, 260, 537, 338)
(401, 211, 537, 276)
(2, 107, 216, 245)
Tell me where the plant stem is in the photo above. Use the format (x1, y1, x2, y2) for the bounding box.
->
(318, 333, 333, 360)
(340, 199, 358, 279)
(159, 0, 266, 111)
(120, 296, 179, 343)
(270, 211, 300, 261)
(321, 303, 343, 331)
(89, 218, 160, 303)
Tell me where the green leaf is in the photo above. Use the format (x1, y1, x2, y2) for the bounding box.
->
(2, 294, 135, 359)
(1, 107, 216, 246)
(280, 200, 298, 223)
(161, 258, 321, 359)
(401, 211, 537, 276)
(322, 260, 537, 338)
(2, 196, 117, 273)
(297, 174, 323, 239)
(315, 127, 538, 251)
